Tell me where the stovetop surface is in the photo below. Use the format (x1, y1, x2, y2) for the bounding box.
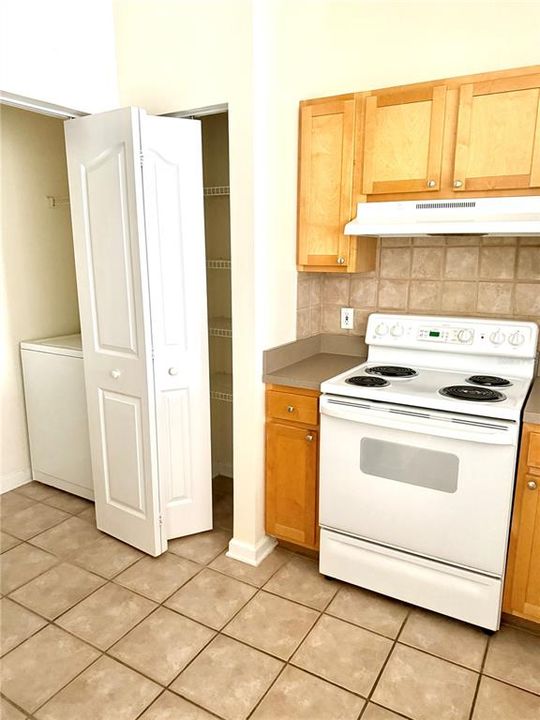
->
(322, 361, 533, 421)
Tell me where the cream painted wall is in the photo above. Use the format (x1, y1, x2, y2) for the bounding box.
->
(112, 0, 540, 563)
(0, 106, 80, 490)
(262, 0, 540, 348)
(0, 0, 118, 112)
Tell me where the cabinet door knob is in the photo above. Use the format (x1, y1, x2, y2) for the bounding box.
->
(305, 434, 313, 442)
(168, 367, 178, 376)
(336, 256, 346, 265)
(287, 405, 295, 413)
(527, 479, 538, 490)
(110, 369, 121, 379)
(427, 179, 436, 188)
(453, 179, 463, 188)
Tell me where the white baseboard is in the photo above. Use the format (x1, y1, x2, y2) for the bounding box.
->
(226, 534, 278, 567)
(1, 468, 32, 494)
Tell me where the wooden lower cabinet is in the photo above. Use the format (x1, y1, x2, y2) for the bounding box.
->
(503, 423, 540, 623)
(265, 385, 320, 550)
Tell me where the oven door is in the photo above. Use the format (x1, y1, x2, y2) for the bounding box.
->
(320, 395, 519, 576)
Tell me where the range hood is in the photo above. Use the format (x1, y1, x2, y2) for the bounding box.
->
(344, 196, 540, 237)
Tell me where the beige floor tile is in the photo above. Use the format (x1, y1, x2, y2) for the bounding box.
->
(168, 528, 231, 564)
(41, 488, 92, 514)
(251, 665, 365, 720)
(483, 626, 540, 695)
(362, 704, 404, 720)
(110, 607, 214, 685)
(0, 625, 99, 713)
(30, 516, 103, 557)
(35, 656, 160, 720)
(326, 585, 408, 639)
(56, 582, 156, 650)
(0, 697, 28, 720)
(115, 553, 201, 602)
(69, 534, 142, 579)
(15, 482, 56, 501)
(9, 562, 105, 620)
(372, 644, 478, 720)
(171, 635, 283, 720)
(224, 590, 318, 660)
(472, 676, 540, 720)
(77, 505, 97, 524)
(209, 547, 290, 587)
(1, 504, 69, 540)
(0, 543, 57, 594)
(165, 567, 256, 629)
(139, 691, 216, 719)
(0, 531, 21, 553)
(400, 608, 488, 670)
(0, 598, 47, 656)
(292, 614, 392, 696)
(263, 556, 339, 610)
(0, 492, 35, 520)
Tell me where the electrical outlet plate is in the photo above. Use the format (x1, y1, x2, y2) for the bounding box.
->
(341, 307, 354, 330)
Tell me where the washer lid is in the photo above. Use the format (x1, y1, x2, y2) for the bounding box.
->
(20, 334, 83, 358)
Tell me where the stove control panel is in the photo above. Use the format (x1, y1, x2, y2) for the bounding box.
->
(366, 314, 538, 358)
(417, 326, 474, 344)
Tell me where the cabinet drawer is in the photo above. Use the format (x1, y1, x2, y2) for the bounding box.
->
(267, 390, 319, 425)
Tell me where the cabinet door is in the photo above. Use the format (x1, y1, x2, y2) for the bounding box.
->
(504, 424, 540, 622)
(297, 98, 355, 271)
(453, 74, 540, 192)
(361, 85, 447, 195)
(266, 422, 318, 549)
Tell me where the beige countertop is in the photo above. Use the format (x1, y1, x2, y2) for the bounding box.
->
(264, 352, 363, 390)
(524, 378, 540, 425)
(263, 334, 365, 391)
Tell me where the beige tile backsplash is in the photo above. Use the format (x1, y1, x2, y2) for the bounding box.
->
(297, 236, 540, 339)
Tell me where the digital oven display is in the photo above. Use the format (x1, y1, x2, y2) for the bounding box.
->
(429, 331, 441, 337)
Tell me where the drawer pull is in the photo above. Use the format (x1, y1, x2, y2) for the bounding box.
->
(287, 405, 295, 413)
(305, 434, 313, 442)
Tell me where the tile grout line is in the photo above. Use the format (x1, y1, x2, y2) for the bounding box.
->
(467, 630, 492, 720)
(163, 554, 302, 717)
(359, 604, 413, 715)
(5, 493, 540, 718)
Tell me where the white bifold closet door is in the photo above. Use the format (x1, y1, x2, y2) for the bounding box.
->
(65, 108, 212, 556)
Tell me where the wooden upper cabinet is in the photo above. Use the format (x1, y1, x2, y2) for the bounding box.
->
(297, 98, 355, 272)
(503, 423, 540, 624)
(360, 85, 447, 195)
(453, 73, 540, 192)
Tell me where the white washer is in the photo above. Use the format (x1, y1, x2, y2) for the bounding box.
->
(21, 334, 93, 499)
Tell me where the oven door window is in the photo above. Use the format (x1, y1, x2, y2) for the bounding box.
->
(360, 437, 459, 493)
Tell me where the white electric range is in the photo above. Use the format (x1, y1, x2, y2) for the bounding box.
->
(319, 313, 538, 630)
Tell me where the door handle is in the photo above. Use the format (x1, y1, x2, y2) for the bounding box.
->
(110, 369, 122, 379)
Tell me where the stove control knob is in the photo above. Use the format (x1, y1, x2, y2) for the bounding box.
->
(457, 328, 473, 344)
(375, 322, 388, 336)
(390, 323, 404, 337)
(509, 331, 525, 347)
(490, 330, 505, 345)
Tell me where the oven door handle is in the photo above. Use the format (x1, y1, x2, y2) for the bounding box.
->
(320, 397, 517, 446)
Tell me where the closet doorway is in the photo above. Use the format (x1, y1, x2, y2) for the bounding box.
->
(201, 112, 234, 535)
